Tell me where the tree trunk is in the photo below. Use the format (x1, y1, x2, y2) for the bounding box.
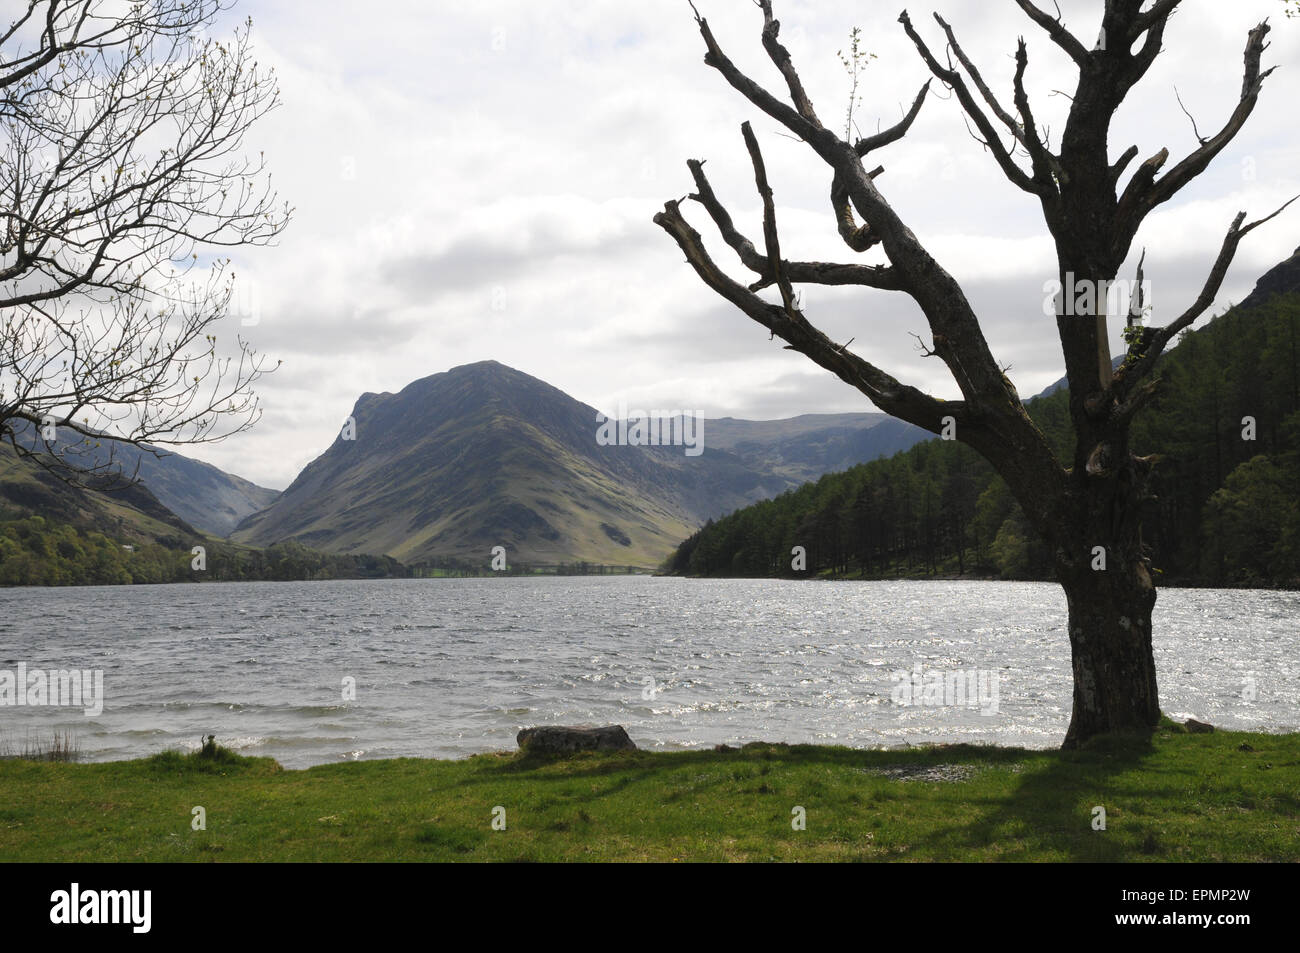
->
(1056, 492, 1161, 748)
(1044, 241, 1165, 747)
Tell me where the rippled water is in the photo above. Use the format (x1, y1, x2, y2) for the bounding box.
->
(0, 577, 1295, 768)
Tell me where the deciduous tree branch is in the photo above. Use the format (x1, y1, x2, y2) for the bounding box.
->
(899, 10, 1044, 195)
(664, 4, 1069, 532)
(653, 197, 960, 436)
(855, 81, 930, 157)
(741, 121, 797, 316)
(0, 0, 289, 486)
(1011, 0, 1090, 66)
(1116, 21, 1274, 241)
(1118, 197, 1299, 389)
(685, 159, 900, 291)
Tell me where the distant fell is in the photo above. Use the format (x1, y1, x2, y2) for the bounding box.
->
(232, 361, 927, 567)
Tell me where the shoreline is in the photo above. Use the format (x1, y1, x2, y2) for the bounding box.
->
(2, 725, 1296, 862)
(9, 719, 1300, 770)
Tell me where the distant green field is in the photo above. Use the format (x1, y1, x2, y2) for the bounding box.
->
(1, 721, 1295, 862)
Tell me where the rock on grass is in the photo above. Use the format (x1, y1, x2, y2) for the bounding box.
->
(516, 725, 637, 755)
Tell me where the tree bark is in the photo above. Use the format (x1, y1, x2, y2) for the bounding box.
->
(1051, 426, 1162, 747)
(1058, 545, 1160, 748)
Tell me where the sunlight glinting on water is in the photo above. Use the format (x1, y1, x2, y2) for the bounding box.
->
(1, 577, 1295, 768)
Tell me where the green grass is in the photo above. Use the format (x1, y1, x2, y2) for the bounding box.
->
(0, 722, 1296, 862)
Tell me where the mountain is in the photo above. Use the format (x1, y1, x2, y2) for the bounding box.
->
(706, 414, 928, 483)
(233, 361, 696, 567)
(0, 442, 199, 547)
(1239, 245, 1300, 311)
(8, 424, 279, 535)
(109, 445, 280, 536)
(232, 361, 928, 568)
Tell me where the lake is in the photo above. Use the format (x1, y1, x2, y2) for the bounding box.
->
(0, 577, 1295, 768)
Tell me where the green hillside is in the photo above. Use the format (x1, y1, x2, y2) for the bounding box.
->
(8, 425, 280, 536)
(0, 446, 405, 585)
(663, 287, 1300, 589)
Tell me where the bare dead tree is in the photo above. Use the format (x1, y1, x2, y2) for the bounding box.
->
(655, 0, 1294, 747)
(0, 0, 289, 485)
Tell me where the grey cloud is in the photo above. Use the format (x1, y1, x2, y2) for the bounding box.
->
(379, 224, 656, 299)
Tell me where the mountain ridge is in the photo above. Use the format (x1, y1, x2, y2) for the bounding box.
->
(232, 361, 929, 566)
(7, 423, 279, 535)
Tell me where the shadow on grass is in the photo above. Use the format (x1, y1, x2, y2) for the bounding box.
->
(472, 735, 1166, 860)
(907, 731, 1163, 861)
(491, 740, 1035, 783)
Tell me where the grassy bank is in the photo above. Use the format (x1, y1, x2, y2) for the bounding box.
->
(0, 722, 1295, 862)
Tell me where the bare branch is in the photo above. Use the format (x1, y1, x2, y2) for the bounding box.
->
(1117, 21, 1274, 238)
(750, 260, 902, 292)
(685, 158, 763, 273)
(1121, 197, 1299, 386)
(685, 158, 899, 291)
(652, 197, 962, 435)
(755, 0, 821, 127)
(741, 120, 796, 316)
(1010, 37, 1065, 186)
(690, 7, 830, 155)
(898, 10, 1043, 195)
(924, 15, 1063, 187)
(1011, 0, 1090, 66)
(831, 171, 880, 253)
(933, 15, 1022, 143)
(855, 81, 930, 156)
(1129, 0, 1183, 43)
(1110, 144, 1139, 186)
(1173, 86, 1208, 146)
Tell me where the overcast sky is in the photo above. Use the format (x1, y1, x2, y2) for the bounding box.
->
(192, 0, 1300, 489)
